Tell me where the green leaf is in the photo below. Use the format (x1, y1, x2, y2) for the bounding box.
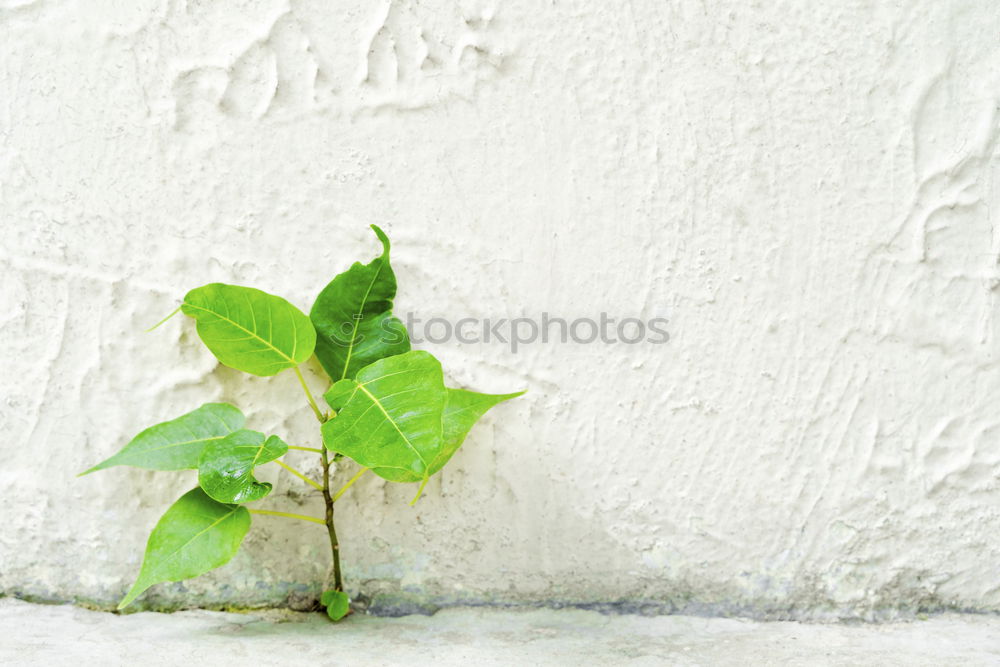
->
(429, 388, 525, 475)
(310, 225, 410, 382)
(80, 403, 245, 474)
(198, 431, 288, 504)
(322, 351, 525, 499)
(366, 388, 525, 482)
(118, 488, 251, 609)
(321, 351, 446, 484)
(182, 283, 316, 377)
(321, 590, 350, 621)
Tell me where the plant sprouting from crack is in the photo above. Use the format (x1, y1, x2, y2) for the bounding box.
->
(80, 226, 523, 621)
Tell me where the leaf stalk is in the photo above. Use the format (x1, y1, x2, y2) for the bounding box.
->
(409, 475, 429, 506)
(294, 366, 327, 423)
(287, 445, 323, 453)
(332, 467, 368, 503)
(272, 459, 323, 490)
(248, 509, 325, 524)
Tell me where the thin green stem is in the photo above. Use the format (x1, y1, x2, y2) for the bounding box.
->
(409, 476, 430, 506)
(332, 467, 369, 503)
(248, 509, 325, 524)
(287, 445, 323, 453)
(294, 366, 327, 423)
(272, 459, 323, 490)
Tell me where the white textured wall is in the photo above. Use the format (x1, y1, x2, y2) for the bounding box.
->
(3, 0, 1000, 619)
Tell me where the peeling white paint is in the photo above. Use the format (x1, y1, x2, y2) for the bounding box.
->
(2, 1, 1000, 618)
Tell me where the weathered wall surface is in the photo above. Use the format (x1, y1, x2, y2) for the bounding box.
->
(2, 0, 999, 619)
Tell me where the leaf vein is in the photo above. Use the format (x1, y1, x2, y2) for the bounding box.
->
(356, 384, 429, 466)
(340, 259, 385, 380)
(182, 302, 294, 363)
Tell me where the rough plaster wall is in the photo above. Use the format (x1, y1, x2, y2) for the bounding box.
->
(2, 0, 999, 619)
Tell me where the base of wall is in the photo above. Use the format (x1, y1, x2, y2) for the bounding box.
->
(5, 579, 994, 624)
(3, 598, 999, 665)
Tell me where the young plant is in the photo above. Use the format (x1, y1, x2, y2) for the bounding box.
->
(81, 226, 522, 621)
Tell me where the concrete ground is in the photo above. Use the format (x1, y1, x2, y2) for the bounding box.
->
(2, 599, 999, 666)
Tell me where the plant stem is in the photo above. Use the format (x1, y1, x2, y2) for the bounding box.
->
(321, 447, 343, 592)
(409, 475, 429, 506)
(273, 459, 323, 490)
(294, 366, 326, 423)
(248, 509, 325, 524)
(287, 445, 323, 453)
(295, 362, 342, 592)
(332, 467, 368, 503)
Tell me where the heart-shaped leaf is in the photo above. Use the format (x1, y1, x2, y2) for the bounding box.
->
(321, 351, 446, 483)
(182, 283, 316, 377)
(80, 403, 245, 474)
(310, 225, 410, 382)
(321, 590, 350, 621)
(118, 488, 251, 609)
(365, 388, 526, 483)
(322, 351, 524, 501)
(429, 388, 525, 475)
(198, 431, 288, 504)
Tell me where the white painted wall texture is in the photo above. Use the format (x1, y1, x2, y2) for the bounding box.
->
(2, 0, 1000, 619)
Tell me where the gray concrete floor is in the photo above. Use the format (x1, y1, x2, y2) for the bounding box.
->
(2, 598, 999, 666)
